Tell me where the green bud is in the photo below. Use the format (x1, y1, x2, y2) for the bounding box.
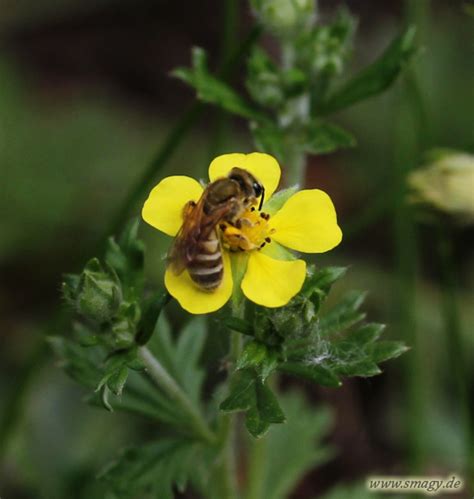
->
(76, 258, 122, 323)
(251, 0, 316, 37)
(110, 302, 141, 349)
(408, 150, 474, 223)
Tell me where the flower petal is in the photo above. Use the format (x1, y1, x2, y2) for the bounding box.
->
(208, 152, 281, 199)
(241, 251, 306, 308)
(164, 251, 233, 314)
(269, 189, 342, 253)
(142, 176, 203, 236)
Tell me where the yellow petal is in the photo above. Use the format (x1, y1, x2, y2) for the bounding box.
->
(142, 176, 203, 237)
(269, 189, 342, 253)
(241, 251, 306, 308)
(208, 152, 281, 199)
(164, 251, 233, 314)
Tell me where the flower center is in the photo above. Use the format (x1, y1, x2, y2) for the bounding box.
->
(220, 207, 275, 252)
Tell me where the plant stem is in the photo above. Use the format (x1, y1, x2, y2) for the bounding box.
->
(138, 346, 216, 444)
(279, 42, 309, 187)
(245, 437, 266, 499)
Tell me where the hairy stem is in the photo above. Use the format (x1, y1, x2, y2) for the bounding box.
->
(138, 346, 216, 444)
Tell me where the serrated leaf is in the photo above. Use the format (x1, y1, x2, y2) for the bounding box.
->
(254, 391, 334, 499)
(173, 47, 267, 122)
(246, 381, 286, 438)
(99, 437, 199, 499)
(237, 341, 279, 381)
(303, 266, 347, 298)
(322, 26, 417, 113)
(107, 365, 129, 396)
(369, 340, 410, 363)
(148, 314, 207, 405)
(334, 359, 381, 377)
(318, 290, 367, 335)
(304, 121, 356, 155)
(220, 370, 285, 438)
(279, 361, 341, 388)
(346, 323, 385, 346)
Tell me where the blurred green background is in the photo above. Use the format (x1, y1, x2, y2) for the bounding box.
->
(0, 0, 472, 497)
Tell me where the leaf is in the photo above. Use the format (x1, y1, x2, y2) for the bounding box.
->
(220, 369, 285, 438)
(173, 47, 267, 122)
(279, 362, 341, 388)
(224, 316, 254, 336)
(99, 437, 199, 499)
(135, 290, 170, 345)
(236, 341, 279, 381)
(322, 26, 417, 113)
(255, 391, 334, 499)
(148, 314, 207, 404)
(368, 340, 410, 363)
(303, 121, 356, 154)
(318, 290, 367, 336)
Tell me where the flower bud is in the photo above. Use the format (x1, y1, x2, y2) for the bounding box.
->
(251, 0, 316, 36)
(76, 258, 122, 323)
(408, 151, 474, 223)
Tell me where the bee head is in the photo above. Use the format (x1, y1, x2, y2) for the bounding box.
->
(228, 167, 265, 209)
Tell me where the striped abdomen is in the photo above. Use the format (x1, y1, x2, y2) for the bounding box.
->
(188, 229, 223, 291)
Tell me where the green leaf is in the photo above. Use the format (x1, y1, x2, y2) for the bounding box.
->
(237, 341, 279, 381)
(99, 437, 199, 499)
(148, 314, 207, 404)
(220, 369, 285, 438)
(368, 340, 410, 363)
(346, 323, 385, 346)
(173, 47, 267, 122)
(334, 358, 381, 377)
(224, 316, 254, 336)
(135, 291, 170, 345)
(107, 365, 129, 396)
(254, 391, 334, 499)
(303, 121, 356, 155)
(322, 26, 417, 113)
(279, 361, 341, 388)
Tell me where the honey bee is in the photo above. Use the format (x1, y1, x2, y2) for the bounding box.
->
(168, 168, 264, 291)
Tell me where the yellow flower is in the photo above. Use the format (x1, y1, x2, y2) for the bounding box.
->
(142, 152, 342, 314)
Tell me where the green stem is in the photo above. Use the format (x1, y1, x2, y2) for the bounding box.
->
(245, 437, 266, 499)
(279, 42, 309, 187)
(138, 346, 216, 444)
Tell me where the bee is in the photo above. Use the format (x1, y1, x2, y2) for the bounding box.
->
(168, 168, 264, 291)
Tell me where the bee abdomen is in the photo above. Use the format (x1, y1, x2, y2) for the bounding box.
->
(189, 231, 223, 290)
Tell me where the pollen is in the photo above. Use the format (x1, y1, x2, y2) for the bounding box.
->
(220, 209, 275, 252)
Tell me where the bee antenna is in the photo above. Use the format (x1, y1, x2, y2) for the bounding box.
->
(258, 187, 265, 210)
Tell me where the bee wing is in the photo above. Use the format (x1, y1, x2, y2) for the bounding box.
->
(168, 197, 231, 275)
